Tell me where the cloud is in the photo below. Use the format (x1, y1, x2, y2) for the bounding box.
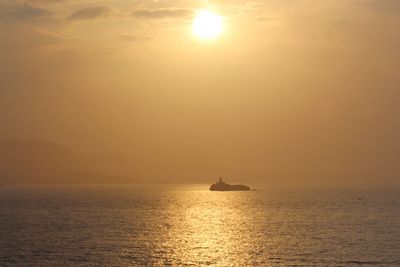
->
(362, 0, 400, 13)
(67, 6, 114, 21)
(131, 8, 192, 19)
(0, 3, 51, 21)
(0, 24, 63, 50)
(118, 34, 151, 42)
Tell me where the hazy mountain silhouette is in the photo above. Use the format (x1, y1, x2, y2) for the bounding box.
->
(0, 139, 147, 184)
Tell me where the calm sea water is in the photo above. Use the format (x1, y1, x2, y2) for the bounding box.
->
(0, 185, 399, 266)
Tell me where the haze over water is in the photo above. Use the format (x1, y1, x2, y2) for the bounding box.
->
(1, 185, 399, 266)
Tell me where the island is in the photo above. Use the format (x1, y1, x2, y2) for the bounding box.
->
(209, 177, 251, 191)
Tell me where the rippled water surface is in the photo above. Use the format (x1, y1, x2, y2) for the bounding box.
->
(0, 185, 399, 266)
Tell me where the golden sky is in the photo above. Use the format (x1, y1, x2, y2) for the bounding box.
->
(1, 0, 400, 186)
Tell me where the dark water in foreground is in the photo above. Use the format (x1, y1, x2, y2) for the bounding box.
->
(0, 185, 399, 266)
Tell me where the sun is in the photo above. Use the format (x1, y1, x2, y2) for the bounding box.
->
(193, 10, 223, 40)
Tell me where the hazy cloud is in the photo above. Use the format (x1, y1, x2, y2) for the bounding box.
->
(118, 34, 151, 42)
(362, 0, 400, 13)
(132, 8, 192, 19)
(0, 3, 51, 21)
(67, 6, 114, 21)
(0, 24, 63, 49)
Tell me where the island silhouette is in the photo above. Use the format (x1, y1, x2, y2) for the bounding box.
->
(210, 177, 251, 191)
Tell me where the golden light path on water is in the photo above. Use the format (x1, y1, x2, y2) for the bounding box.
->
(154, 191, 258, 265)
(138, 189, 280, 266)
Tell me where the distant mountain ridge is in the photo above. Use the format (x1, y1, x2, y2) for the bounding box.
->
(0, 139, 144, 184)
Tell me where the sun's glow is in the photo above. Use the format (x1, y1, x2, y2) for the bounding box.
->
(193, 10, 223, 40)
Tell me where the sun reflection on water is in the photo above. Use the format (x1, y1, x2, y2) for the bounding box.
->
(164, 191, 261, 266)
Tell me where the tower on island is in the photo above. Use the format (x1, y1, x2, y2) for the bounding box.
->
(210, 177, 251, 191)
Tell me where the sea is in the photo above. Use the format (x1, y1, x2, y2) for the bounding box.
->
(0, 185, 399, 266)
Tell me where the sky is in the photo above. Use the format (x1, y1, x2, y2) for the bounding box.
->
(0, 0, 399, 187)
